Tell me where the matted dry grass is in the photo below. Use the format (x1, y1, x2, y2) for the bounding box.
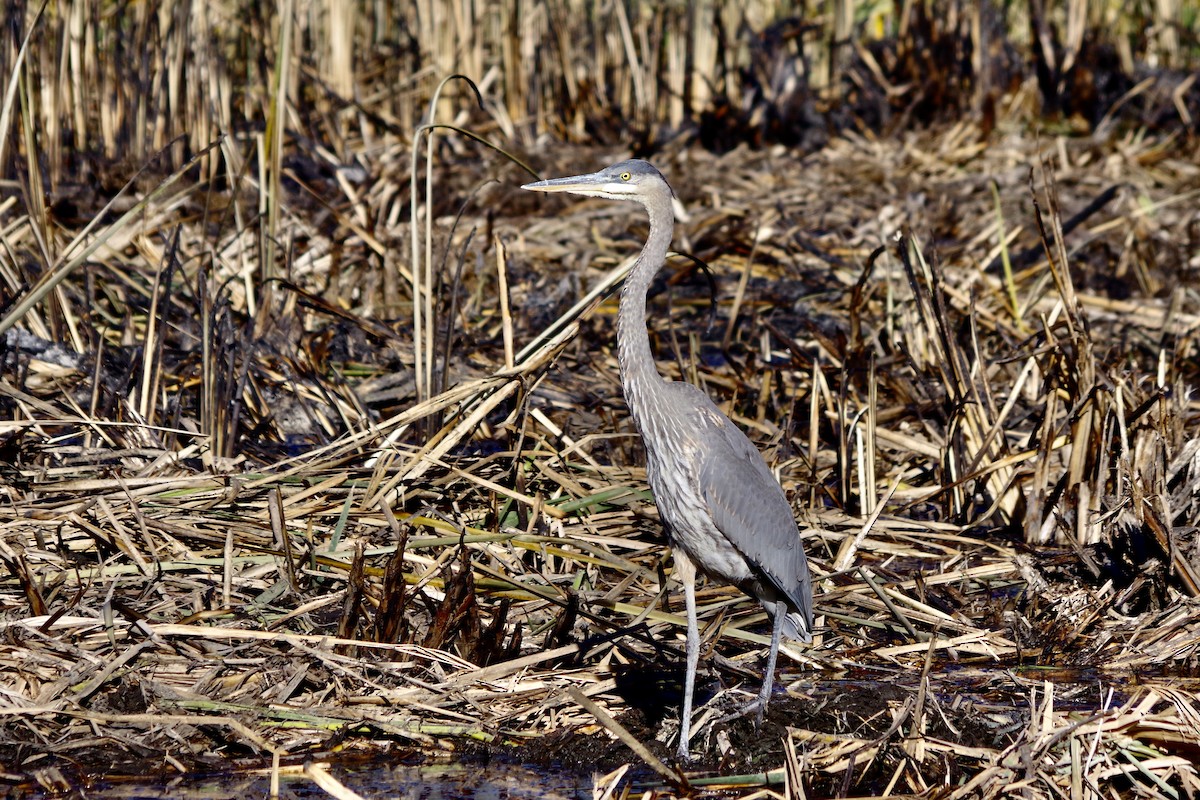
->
(3, 125, 1200, 797)
(4, 1, 1200, 797)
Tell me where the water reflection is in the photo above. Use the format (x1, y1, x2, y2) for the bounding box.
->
(80, 761, 591, 800)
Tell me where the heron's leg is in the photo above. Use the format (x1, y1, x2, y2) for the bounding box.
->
(674, 550, 699, 761)
(755, 599, 789, 726)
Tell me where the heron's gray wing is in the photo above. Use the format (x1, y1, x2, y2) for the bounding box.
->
(683, 388, 813, 626)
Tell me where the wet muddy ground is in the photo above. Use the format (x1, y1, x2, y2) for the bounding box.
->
(33, 666, 1160, 799)
(511, 665, 1169, 792)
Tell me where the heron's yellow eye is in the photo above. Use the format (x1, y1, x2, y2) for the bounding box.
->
(620, 172, 631, 181)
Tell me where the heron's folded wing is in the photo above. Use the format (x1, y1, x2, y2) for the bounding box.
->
(691, 402, 813, 625)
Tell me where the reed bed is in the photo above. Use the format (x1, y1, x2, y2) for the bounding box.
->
(3, 1, 1200, 798)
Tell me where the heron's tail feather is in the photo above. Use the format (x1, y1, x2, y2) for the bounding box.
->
(781, 610, 812, 643)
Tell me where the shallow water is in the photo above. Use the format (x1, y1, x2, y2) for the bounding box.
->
(72, 761, 592, 800)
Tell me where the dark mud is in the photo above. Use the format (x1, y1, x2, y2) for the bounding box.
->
(482, 663, 1155, 796)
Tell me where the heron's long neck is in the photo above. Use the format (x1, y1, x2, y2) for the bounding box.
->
(617, 208, 673, 432)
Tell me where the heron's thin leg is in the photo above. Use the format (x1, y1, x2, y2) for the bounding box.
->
(674, 550, 699, 760)
(756, 599, 789, 726)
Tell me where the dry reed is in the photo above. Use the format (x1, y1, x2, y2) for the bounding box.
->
(2, 1, 1200, 797)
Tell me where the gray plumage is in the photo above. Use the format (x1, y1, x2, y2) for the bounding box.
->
(523, 159, 813, 760)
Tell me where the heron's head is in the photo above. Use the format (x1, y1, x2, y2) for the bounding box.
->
(521, 159, 674, 203)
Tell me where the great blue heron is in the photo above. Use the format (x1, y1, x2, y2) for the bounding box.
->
(523, 160, 813, 760)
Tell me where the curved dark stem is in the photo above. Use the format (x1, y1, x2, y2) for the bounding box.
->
(418, 122, 541, 181)
(665, 251, 719, 335)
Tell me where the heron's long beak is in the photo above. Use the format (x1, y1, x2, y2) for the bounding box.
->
(521, 172, 609, 193)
